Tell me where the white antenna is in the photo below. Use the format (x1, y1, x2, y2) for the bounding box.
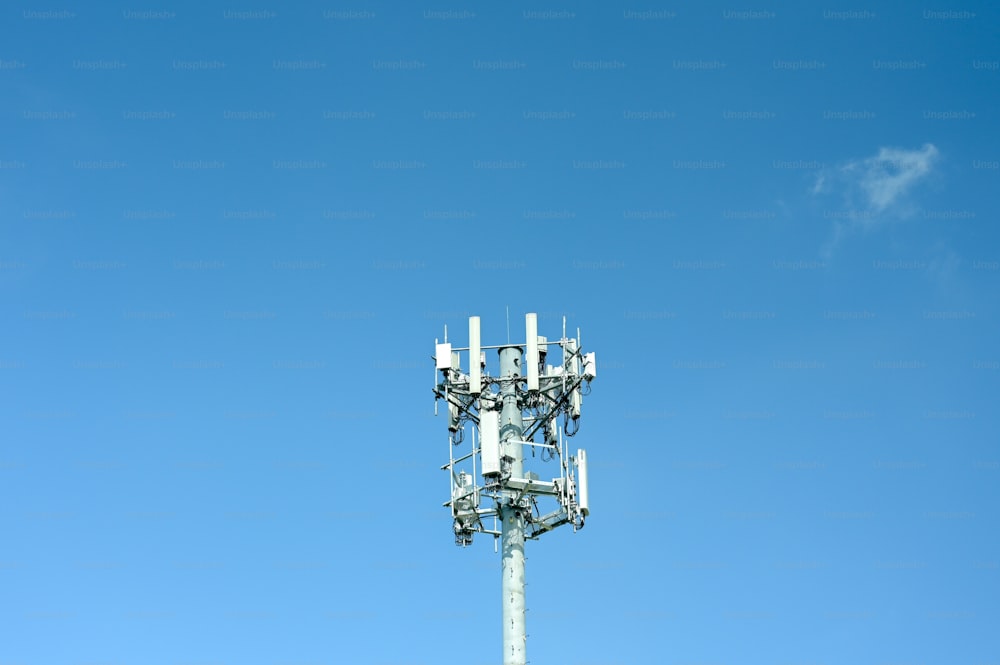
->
(469, 316, 481, 395)
(576, 449, 589, 517)
(432, 312, 598, 665)
(525, 313, 539, 392)
(480, 410, 501, 477)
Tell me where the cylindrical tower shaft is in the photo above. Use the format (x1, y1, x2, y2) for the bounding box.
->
(498, 346, 526, 665)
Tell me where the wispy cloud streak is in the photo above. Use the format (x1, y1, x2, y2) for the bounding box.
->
(814, 143, 940, 257)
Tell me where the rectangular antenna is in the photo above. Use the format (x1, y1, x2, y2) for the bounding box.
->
(436, 342, 452, 370)
(525, 313, 539, 392)
(577, 448, 589, 516)
(480, 410, 501, 476)
(469, 316, 481, 394)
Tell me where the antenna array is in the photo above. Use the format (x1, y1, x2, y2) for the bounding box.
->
(433, 312, 597, 665)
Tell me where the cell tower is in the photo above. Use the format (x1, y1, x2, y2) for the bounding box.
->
(433, 312, 596, 665)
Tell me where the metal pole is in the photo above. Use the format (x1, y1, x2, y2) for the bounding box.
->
(498, 345, 526, 665)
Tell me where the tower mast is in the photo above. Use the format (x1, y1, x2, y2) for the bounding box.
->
(433, 312, 597, 664)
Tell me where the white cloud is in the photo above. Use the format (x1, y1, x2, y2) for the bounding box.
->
(814, 143, 940, 258)
(810, 173, 826, 195)
(846, 143, 939, 212)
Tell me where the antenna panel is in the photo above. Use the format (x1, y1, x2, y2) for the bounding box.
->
(480, 410, 501, 476)
(576, 448, 589, 517)
(469, 316, 481, 394)
(436, 343, 452, 370)
(525, 313, 539, 391)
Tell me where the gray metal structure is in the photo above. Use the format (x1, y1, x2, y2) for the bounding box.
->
(433, 313, 595, 665)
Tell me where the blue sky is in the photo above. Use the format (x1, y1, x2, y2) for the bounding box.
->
(2, 1, 998, 663)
